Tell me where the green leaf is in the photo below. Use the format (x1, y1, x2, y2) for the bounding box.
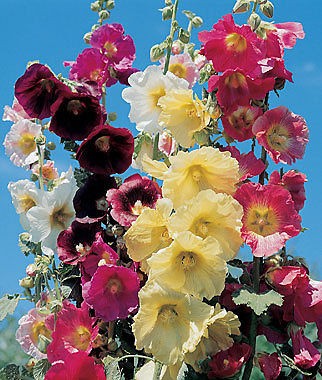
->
(103, 356, 122, 380)
(182, 10, 196, 20)
(0, 295, 20, 321)
(33, 359, 51, 380)
(233, 289, 283, 316)
(0, 364, 21, 380)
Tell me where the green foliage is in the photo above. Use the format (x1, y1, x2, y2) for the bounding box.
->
(32, 359, 50, 380)
(102, 356, 123, 380)
(0, 295, 20, 322)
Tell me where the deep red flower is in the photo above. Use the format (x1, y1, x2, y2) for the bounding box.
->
(76, 125, 134, 175)
(258, 352, 282, 380)
(14, 63, 70, 119)
(290, 327, 320, 369)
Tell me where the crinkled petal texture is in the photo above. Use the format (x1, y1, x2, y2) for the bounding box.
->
(169, 189, 243, 261)
(148, 232, 227, 300)
(44, 351, 106, 380)
(274, 22, 305, 49)
(76, 124, 134, 175)
(133, 281, 214, 365)
(83, 264, 140, 322)
(290, 328, 321, 369)
(234, 182, 302, 257)
(258, 353, 282, 380)
(252, 106, 309, 165)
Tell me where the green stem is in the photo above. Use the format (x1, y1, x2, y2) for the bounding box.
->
(153, 132, 160, 160)
(163, 0, 179, 75)
(116, 355, 153, 363)
(251, 0, 259, 13)
(36, 143, 45, 191)
(153, 361, 163, 380)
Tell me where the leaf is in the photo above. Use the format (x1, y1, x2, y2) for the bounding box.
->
(0, 364, 20, 380)
(233, 289, 283, 316)
(103, 356, 122, 380)
(0, 295, 20, 321)
(33, 359, 51, 380)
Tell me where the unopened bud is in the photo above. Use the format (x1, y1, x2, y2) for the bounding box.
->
(233, 0, 251, 14)
(108, 112, 117, 122)
(162, 6, 173, 21)
(46, 141, 56, 150)
(260, 1, 274, 18)
(112, 225, 124, 236)
(178, 28, 190, 44)
(19, 277, 34, 289)
(83, 32, 92, 44)
(248, 13, 261, 31)
(91, 24, 100, 32)
(99, 10, 110, 20)
(35, 135, 46, 145)
(90, 1, 101, 12)
(30, 173, 38, 182)
(171, 40, 183, 54)
(26, 264, 37, 277)
(165, 0, 172, 5)
(106, 0, 115, 10)
(274, 78, 286, 91)
(150, 44, 165, 62)
(191, 16, 203, 28)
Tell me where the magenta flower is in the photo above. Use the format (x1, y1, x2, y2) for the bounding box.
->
(44, 351, 106, 380)
(49, 93, 103, 140)
(258, 353, 282, 380)
(46, 301, 98, 363)
(252, 106, 309, 165)
(290, 328, 320, 369)
(273, 22, 305, 49)
(260, 57, 293, 83)
(76, 125, 134, 175)
(234, 182, 301, 257)
(14, 63, 70, 119)
(83, 264, 140, 322)
(106, 174, 162, 227)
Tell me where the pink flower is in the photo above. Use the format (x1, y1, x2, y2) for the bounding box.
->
(221, 104, 263, 142)
(290, 328, 320, 369)
(273, 22, 305, 49)
(198, 14, 265, 74)
(83, 264, 140, 322)
(106, 174, 162, 227)
(209, 69, 275, 110)
(158, 131, 176, 156)
(44, 351, 105, 380)
(234, 182, 301, 257)
(3, 98, 31, 123)
(258, 353, 282, 380)
(46, 301, 98, 363)
(252, 106, 309, 165)
(269, 170, 306, 211)
(260, 57, 293, 83)
(31, 160, 58, 184)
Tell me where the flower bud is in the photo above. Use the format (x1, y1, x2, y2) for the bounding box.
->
(162, 6, 173, 21)
(106, 0, 115, 10)
(233, 0, 251, 14)
(83, 32, 92, 44)
(248, 13, 261, 31)
(19, 276, 34, 289)
(99, 10, 110, 20)
(165, 0, 172, 5)
(90, 1, 101, 12)
(171, 40, 183, 54)
(26, 263, 37, 277)
(178, 28, 190, 44)
(46, 141, 56, 150)
(274, 78, 286, 91)
(35, 135, 46, 145)
(260, 1, 274, 18)
(191, 16, 203, 28)
(30, 173, 38, 182)
(108, 112, 117, 122)
(150, 44, 165, 62)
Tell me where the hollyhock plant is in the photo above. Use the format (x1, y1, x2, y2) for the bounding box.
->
(83, 264, 140, 321)
(258, 353, 282, 380)
(234, 182, 302, 257)
(14, 63, 70, 119)
(290, 327, 321, 369)
(106, 173, 162, 227)
(44, 351, 106, 380)
(252, 106, 309, 165)
(76, 124, 134, 175)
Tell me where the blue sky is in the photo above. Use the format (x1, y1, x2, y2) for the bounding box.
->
(0, 0, 322, 299)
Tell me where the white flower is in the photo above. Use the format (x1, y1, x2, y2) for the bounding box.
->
(122, 65, 189, 134)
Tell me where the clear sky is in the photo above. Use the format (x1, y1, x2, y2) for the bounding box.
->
(1, 0, 322, 298)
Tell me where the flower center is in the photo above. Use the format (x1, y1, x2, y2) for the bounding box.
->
(224, 72, 247, 89)
(194, 219, 210, 239)
(246, 205, 278, 236)
(18, 133, 36, 155)
(90, 69, 102, 81)
(19, 195, 36, 212)
(103, 41, 118, 58)
(76, 243, 91, 257)
(51, 206, 73, 229)
(229, 107, 253, 130)
(160, 229, 171, 243)
(73, 326, 91, 351)
(169, 63, 187, 79)
(267, 124, 290, 152)
(131, 200, 148, 216)
(67, 99, 85, 116)
(107, 277, 123, 294)
(178, 251, 197, 271)
(96, 197, 109, 212)
(225, 33, 247, 53)
(31, 321, 51, 345)
(158, 304, 178, 324)
(149, 86, 166, 108)
(40, 78, 55, 93)
(95, 136, 110, 152)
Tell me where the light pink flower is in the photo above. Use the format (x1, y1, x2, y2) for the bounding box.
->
(31, 160, 58, 184)
(273, 22, 305, 49)
(3, 98, 31, 123)
(158, 131, 176, 156)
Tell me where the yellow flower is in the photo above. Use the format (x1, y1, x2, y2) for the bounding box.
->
(124, 199, 173, 269)
(147, 231, 227, 300)
(133, 281, 214, 365)
(184, 304, 241, 372)
(142, 146, 240, 209)
(158, 89, 211, 148)
(169, 189, 243, 260)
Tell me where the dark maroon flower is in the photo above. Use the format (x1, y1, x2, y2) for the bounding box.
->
(49, 93, 103, 140)
(76, 125, 134, 175)
(106, 174, 162, 227)
(73, 174, 117, 219)
(258, 353, 282, 380)
(14, 63, 70, 119)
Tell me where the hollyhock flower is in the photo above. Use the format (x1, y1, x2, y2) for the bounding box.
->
(31, 160, 59, 184)
(124, 198, 173, 266)
(234, 182, 302, 257)
(3, 97, 31, 123)
(208, 342, 252, 379)
(221, 104, 263, 142)
(252, 106, 309, 164)
(148, 232, 227, 300)
(221, 146, 265, 181)
(160, 53, 199, 88)
(198, 14, 265, 74)
(132, 135, 154, 171)
(76, 124, 134, 175)
(14, 63, 70, 119)
(258, 353, 282, 380)
(83, 264, 140, 321)
(158, 131, 176, 156)
(142, 146, 240, 208)
(260, 57, 293, 83)
(169, 190, 243, 261)
(73, 174, 117, 219)
(185, 304, 240, 372)
(49, 93, 103, 140)
(16, 308, 53, 359)
(135, 361, 183, 380)
(158, 89, 211, 148)
(208, 69, 275, 110)
(273, 22, 305, 49)
(26, 169, 77, 255)
(106, 174, 162, 227)
(47, 301, 98, 363)
(133, 281, 214, 365)
(122, 65, 189, 134)
(3, 119, 42, 168)
(44, 351, 106, 380)
(290, 328, 320, 369)
(269, 170, 306, 211)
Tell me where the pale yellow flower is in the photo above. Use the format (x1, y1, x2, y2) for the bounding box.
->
(142, 146, 240, 209)
(147, 231, 227, 300)
(133, 281, 214, 365)
(184, 304, 241, 372)
(169, 189, 243, 260)
(158, 89, 210, 148)
(135, 360, 183, 380)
